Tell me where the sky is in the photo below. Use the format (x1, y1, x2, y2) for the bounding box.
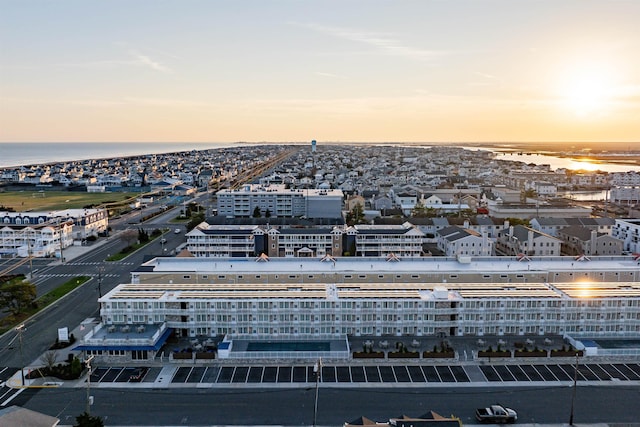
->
(1, 0, 639, 144)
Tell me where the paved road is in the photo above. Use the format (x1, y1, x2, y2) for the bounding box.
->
(0, 219, 185, 368)
(16, 384, 640, 426)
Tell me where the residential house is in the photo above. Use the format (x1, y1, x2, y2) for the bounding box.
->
(557, 226, 623, 256)
(496, 225, 562, 256)
(436, 225, 492, 257)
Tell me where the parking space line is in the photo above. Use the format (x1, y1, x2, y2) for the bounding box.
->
(478, 365, 500, 382)
(277, 366, 292, 383)
(421, 365, 440, 382)
(558, 364, 586, 381)
(625, 363, 640, 378)
(187, 367, 206, 383)
(435, 366, 455, 382)
(350, 366, 366, 382)
(612, 364, 640, 380)
(534, 364, 559, 381)
(292, 366, 307, 383)
(201, 366, 220, 383)
(520, 365, 544, 381)
(546, 364, 571, 381)
(506, 365, 530, 381)
(582, 364, 607, 381)
(364, 366, 381, 382)
(407, 366, 425, 382)
(262, 366, 277, 383)
(246, 367, 263, 383)
(232, 366, 249, 383)
(378, 366, 396, 382)
(171, 367, 192, 383)
(450, 365, 470, 382)
(336, 366, 351, 383)
(321, 366, 336, 382)
(578, 365, 602, 381)
(393, 366, 411, 382)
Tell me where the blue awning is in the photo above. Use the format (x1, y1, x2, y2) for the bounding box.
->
(73, 327, 173, 352)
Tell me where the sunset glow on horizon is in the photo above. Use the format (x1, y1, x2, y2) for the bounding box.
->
(1, 0, 639, 143)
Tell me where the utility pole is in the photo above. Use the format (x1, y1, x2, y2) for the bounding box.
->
(58, 221, 65, 263)
(85, 355, 95, 414)
(569, 352, 579, 425)
(16, 324, 25, 386)
(97, 265, 104, 298)
(313, 357, 322, 427)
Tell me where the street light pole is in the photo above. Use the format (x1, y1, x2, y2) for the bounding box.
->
(569, 352, 579, 425)
(97, 265, 103, 298)
(85, 355, 95, 414)
(16, 324, 25, 386)
(313, 357, 322, 427)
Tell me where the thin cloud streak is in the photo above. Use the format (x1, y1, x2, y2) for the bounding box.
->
(129, 51, 173, 74)
(0, 51, 172, 74)
(293, 22, 448, 61)
(314, 71, 347, 79)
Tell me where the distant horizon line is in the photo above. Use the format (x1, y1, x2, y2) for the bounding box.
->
(1, 140, 638, 145)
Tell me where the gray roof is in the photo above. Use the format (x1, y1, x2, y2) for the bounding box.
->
(0, 406, 60, 427)
(438, 225, 472, 241)
(204, 216, 344, 227)
(559, 225, 597, 241)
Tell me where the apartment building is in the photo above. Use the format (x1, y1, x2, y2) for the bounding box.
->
(216, 184, 343, 219)
(557, 226, 624, 256)
(185, 222, 424, 258)
(93, 257, 640, 348)
(0, 208, 108, 256)
(496, 225, 562, 256)
(612, 218, 640, 253)
(530, 217, 616, 237)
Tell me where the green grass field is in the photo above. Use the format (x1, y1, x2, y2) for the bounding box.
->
(0, 191, 140, 211)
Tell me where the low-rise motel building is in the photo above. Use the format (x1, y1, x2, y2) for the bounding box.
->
(77, 255, 640, 362)
(0, 208, 108, 257)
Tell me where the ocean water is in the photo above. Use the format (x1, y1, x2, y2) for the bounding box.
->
(0, 142, 238, 168)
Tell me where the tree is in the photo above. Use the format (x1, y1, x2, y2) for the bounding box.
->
(74, 412, 104, 427)
(40, 350, 58, 370)
(137, 228, 149, 243)
(0, 280, 36, 315)
(264, 209, 271, 218)
(252, 206, 261, 218)
(505, 217, 530, 227)
(411, 200, 428, 217)
(345, 203, 365, 226)
(71, 356, 82, 377)
(521, 188, 537, 202)
(120, 229, 138, 247)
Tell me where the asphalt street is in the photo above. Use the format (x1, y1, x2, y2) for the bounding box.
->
(18, 384, 640, 426)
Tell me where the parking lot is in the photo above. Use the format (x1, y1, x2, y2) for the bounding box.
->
(479, 362, 640, 382)
(88, 362, 640, 386)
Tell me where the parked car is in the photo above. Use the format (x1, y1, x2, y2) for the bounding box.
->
(129, 367, 148, 382)
(476, 404, 517, 423)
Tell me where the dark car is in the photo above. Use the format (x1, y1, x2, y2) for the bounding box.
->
(129, 367, 148, 382)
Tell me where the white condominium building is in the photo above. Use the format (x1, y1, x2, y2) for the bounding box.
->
(0, 208, 108, 257)
(613, 218, 640, 254)
(216, 184, 343, 219)
(96, 256, 640, 342)
(185, 222, 425, 258)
